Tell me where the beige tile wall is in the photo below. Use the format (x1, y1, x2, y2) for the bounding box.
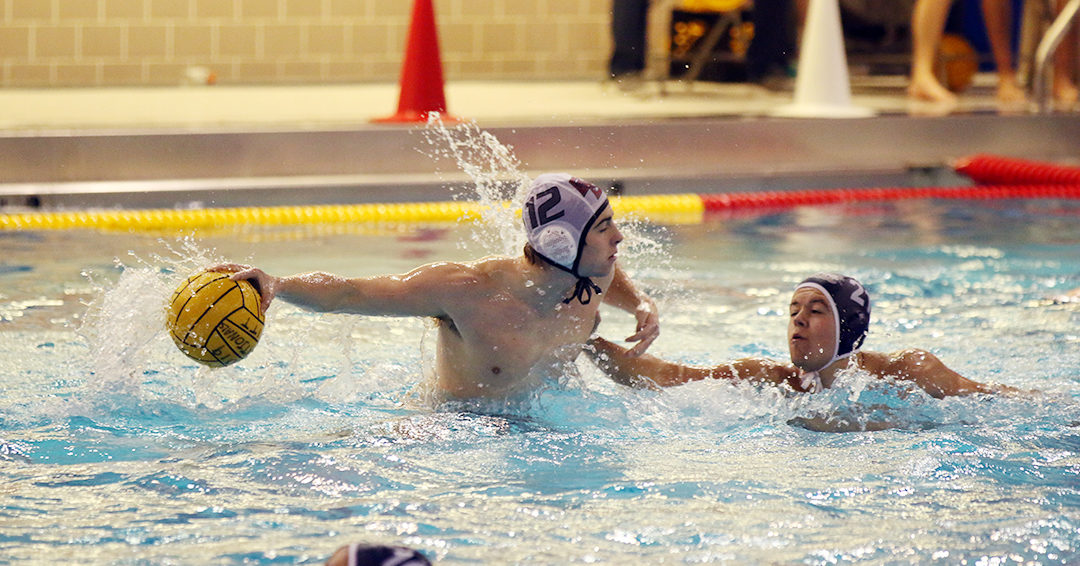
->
(0, 0, 613, 87)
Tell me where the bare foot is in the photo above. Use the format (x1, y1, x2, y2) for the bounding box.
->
(996, 78, 1027, 105)
(908, 74, 958, 104)
(1055, 79, 1079, 109)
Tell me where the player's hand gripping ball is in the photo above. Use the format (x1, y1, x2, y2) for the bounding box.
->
(166, 270, 264, 367)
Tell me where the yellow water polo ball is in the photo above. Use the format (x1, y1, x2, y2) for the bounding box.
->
(166, 270, 264, 367)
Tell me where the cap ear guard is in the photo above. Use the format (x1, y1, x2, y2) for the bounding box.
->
(535, 225, 577, 268)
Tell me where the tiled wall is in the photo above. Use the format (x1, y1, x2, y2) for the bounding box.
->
(0, 0, 612, 87)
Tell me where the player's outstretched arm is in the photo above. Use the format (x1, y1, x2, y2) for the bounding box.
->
(887, 349, 1017, 398)
(211, 261, 474, 319)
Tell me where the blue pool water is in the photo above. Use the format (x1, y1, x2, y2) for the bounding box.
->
(2, 198, 1080, 565)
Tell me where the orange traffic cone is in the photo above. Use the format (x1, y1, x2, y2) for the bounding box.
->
(376, 0, 458, 123)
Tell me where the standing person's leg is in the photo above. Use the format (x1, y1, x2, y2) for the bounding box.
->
(981, 0, 1027, 103)
(610, 0, 651, 78)
(909, 0, 959, 102)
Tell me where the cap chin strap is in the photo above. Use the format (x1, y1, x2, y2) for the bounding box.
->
(347, 543, 359, 566)
(537, 254, 602, 305)
(797, 369, 824, 393)
(797, 351, 858, 393)
(566, 276, 602, 305)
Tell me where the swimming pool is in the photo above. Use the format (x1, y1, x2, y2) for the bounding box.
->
(2, 195, 1079, 564)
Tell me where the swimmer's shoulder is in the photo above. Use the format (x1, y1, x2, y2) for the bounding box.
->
(855, 350, 918, 379)
(876, 348, 940, 374)
(415, 257, 494, 281)
(457, 256, 525, 285)
(760, 359, 800, 389)
(466, 255, 518, 271)
(728, 357, 795, 384)
(416, 260, 497, 329)
(413, 256, 515, 296)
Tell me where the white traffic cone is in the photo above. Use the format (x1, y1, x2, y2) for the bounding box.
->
(773, 0, 873, 118)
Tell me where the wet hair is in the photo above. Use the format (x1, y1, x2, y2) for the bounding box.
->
(523, 242, 541, 265)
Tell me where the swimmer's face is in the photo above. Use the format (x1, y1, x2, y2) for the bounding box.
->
(578, 208, 623, 278)
(788, 287, 837, 372)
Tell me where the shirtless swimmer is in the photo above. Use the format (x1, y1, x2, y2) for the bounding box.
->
(212, 173, 659, 400)
(589, 273, 1020, 399)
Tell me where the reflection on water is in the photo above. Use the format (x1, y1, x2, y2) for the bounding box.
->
(2, 200, 1080, 564)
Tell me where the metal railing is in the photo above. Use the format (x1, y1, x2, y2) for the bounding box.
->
(1032, 0, 1080, 112)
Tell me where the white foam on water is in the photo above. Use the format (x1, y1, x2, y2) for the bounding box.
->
(72, 237, 326, 417)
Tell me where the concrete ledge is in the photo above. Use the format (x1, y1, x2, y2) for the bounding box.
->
(2, 113, 1078, 209)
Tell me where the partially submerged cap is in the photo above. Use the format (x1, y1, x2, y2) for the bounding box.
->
(522, 173, 609, 303)
(342, 543, 431, 566)
(795, 272, 871, 365)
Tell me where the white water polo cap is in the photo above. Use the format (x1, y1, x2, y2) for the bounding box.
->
(522, 173, 610, 304)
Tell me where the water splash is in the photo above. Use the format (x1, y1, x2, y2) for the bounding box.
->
(67, 120, 680, 423)
(6, 202, 1080, 564)
(75, 237, 221, 411)
(72, 238, 314, 416)
(0, 438, 32, 461)
(418, 115, 680, 343)
(80, 239, 204, 352)
(420, 115, 530, 256)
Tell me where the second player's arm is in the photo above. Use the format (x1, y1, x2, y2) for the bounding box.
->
(601, 263, 660, 355)
(587, 336, 792, 389)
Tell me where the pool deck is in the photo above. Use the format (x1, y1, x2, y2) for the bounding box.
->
(1, 76, 1079, 209)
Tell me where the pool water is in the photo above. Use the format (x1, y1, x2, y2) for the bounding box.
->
(2, 199, 1080, 564)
